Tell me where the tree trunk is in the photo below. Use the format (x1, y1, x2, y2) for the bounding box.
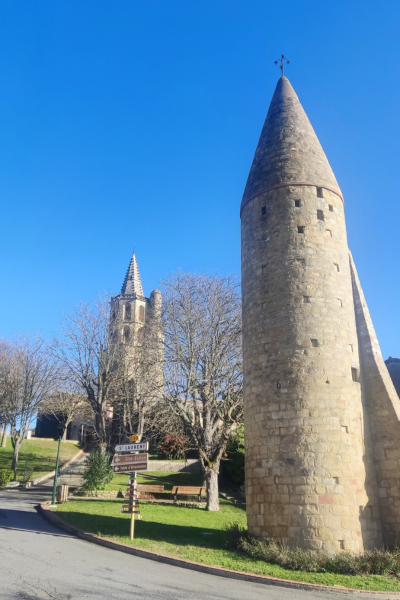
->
(205, 463, 220, 511)
(95, 410, 107, 448)
(11, 440, 21, 479)
(1, 424, 7, 448)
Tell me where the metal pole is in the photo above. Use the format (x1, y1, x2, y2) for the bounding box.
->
(130, 470, 136, 540)
(50, 436, 62, 507)
(23, 458, 28, 483)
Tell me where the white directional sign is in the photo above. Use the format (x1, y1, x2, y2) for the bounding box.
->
(114, 443, 148, 453)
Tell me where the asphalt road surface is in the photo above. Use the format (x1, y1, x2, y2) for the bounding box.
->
(0, 490, 398, 600)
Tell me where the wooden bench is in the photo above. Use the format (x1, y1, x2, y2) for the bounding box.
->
(137, 484, 164, 494)
(172, 486, 206, 501)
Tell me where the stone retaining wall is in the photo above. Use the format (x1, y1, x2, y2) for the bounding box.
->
(148, 459, 201, 473)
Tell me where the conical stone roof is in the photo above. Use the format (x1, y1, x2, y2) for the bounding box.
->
(121, 252, 144, 296)
(241, 76, 342, 214)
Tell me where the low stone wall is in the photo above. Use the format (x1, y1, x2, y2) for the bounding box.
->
(74, 489, 122, 498)
(147, 459, 201, 473)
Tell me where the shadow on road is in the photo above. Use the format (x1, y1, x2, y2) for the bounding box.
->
(0, 508, 72, 538)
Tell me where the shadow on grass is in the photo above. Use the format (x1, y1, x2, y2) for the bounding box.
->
(57, 508, 240, 551)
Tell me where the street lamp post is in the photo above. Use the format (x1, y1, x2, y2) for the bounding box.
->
(49, 421, 65, 508)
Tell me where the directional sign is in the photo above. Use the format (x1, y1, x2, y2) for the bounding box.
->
(114, 443, 148, 453)
(120, 506, 141, 514)
(112, 461, 148, 473)
(113, 453, 148, 465)
(112, 454, 148, 465)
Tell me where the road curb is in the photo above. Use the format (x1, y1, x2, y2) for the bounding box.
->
(37, 502, 400, 595)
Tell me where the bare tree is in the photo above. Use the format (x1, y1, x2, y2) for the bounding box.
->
(39, 383, 93, 441)
(55, 294, 124, 448)
(162, 272, 243, 511)
(0, 335, 59, 477)
(0, 340, 13, 448)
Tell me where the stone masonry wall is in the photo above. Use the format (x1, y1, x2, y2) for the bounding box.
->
(241, 185, 383, 553)
(350, 254, 400, 547)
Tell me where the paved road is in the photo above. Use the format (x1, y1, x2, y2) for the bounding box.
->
(0, 490, 398, 600)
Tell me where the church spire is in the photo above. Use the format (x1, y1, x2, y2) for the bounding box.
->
(121, 252, 144, 296)
(241, 76, 342, 215)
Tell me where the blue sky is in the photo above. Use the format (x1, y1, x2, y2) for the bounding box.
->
(0, 1, 399, 358)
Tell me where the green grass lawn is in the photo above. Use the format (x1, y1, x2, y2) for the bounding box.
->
(108, 470, 203, 491)
(53, 499, 400, 592)
(0, 438, 80, 481)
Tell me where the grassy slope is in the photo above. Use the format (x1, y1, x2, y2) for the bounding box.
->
(108, 470, 202, 491)
(53, 499, 400, 592)
(0, 438, 80, 480)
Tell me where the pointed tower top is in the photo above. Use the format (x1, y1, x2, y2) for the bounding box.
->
(241, 77, 342, 214)
(121, 252, 144, 296)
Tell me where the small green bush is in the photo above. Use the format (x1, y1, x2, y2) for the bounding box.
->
(82, 447, 113, 490)
(0, 469, 14, 487)
(227, 524, 400, 578)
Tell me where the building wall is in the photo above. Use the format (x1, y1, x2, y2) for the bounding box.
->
(241, 183, 383, 552)
(351, 256, 400, 547)
(386, 358, 400, 398)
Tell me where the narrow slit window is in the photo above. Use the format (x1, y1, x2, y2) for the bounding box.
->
(303, 296, 310, 303)
(317, 187, 323, 198)
(261, 206, 267, 216)
(297, 226, 305, 234)
(326, 229, 332, 236)
(317, 209, 324, 221)
(351, 367, 359, 382)
(262, 265, 267, 274)
(329, 204, 334, 212)
(310, 339, 319, 347)
(339, 541, 345, 550)
(338, 299, 343, 307)
(341, 425, 348, 433)
(125, 303, 132, 320)
(261, 302, 266, 310)
(334, 263, 340, 272)
(349, 344, 353, 352)
(294, 199, 301, 207)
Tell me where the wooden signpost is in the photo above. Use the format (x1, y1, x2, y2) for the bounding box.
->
(113, 434, 147, 540)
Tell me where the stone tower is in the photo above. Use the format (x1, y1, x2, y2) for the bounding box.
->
(111, 251, 162, 347)
(111, 252, 163, 417)
(241, 76, 400, 553)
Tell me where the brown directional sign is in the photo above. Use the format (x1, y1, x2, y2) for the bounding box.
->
(112, 461, 148, 473)
(112, 453, 148, 465)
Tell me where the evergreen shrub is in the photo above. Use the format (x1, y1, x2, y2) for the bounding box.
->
(0, 469, 14, 487)
(82, 447, 113, 490)
(225, 426, 245, 484)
